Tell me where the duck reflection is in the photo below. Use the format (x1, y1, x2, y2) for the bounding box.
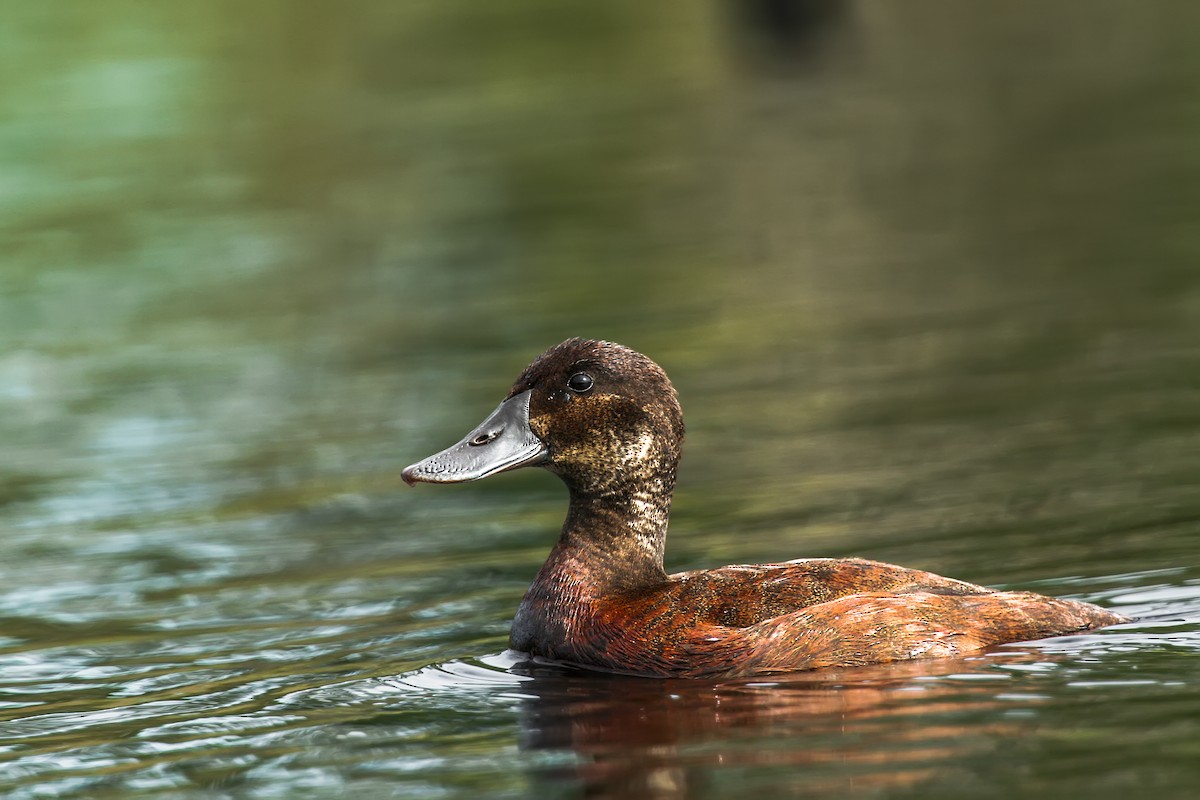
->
(510, 655, 1030, 798)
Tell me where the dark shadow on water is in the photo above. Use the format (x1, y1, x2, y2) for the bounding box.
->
(724, 0, 853, 67)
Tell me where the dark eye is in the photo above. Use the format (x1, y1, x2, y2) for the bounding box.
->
(566, 372, 593, 393)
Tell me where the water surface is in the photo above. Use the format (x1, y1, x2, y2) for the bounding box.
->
(2, 2, 1200, 797)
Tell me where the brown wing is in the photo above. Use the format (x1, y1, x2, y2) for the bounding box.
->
(677, 589, 1128, 678)
(668, 558, 994, 628)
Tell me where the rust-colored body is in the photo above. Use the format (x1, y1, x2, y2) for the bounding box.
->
(405, 339, 1128, 678)
(511, 551, 1126, 678)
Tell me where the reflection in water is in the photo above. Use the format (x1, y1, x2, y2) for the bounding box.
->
(512, 655, 1033, 798)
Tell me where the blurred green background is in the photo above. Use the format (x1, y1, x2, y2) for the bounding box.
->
(2, 2, 1199, 798)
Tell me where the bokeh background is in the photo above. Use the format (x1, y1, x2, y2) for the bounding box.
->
(3, 2, 1200, 798)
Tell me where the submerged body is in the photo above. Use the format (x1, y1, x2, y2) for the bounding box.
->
(403, 339, 1126, 678)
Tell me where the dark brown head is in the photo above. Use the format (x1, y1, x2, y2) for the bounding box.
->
(402, 339, 685, 499)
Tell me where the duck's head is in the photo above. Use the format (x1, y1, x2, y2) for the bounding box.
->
(402, 338, 684, 497)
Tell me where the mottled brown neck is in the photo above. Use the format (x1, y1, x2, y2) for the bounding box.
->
(508, 472, 675, 655)
(553, 482, 673, 588)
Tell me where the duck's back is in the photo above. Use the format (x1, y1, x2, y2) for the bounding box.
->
(708, 587, 1124, 677)
(668, 557, 994, 628)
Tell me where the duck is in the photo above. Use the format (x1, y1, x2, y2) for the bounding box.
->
(402, 338, 1127, 678)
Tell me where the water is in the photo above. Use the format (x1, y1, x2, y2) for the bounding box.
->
(3, 2, 1200, 797)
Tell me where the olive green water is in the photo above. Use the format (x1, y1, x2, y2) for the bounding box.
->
(3, 2, 1200, 798)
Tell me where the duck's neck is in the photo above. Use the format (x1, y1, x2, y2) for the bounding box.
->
(532, 457, 678, 595)
(510, 462, 677, 655)
(553, 481, 673, 588)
